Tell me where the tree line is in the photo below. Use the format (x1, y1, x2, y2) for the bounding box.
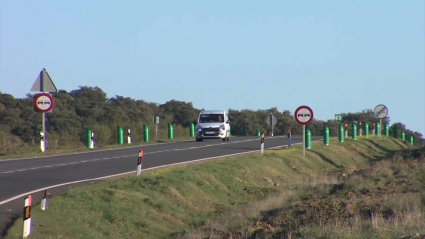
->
(0, 86, 423, 148)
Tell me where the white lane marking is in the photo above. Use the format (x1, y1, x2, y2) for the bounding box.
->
(0, 137, 283, 175)
(0, 139, 195, 162)
(0, 138, 336, 206)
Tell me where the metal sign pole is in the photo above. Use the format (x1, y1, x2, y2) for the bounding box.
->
(156, 124, 158, 141)
(303, 125, 305, 157)
(379, 118, 382, 141)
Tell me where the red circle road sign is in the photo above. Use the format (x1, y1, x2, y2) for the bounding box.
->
(294, 105, 314, 125)
(34, 93, 54, 113)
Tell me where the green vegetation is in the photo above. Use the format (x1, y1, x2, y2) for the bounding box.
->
(1, 86, 423, 159)
(4, 136, 424, 239)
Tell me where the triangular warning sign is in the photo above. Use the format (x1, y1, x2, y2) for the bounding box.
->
(30, 68, 58, 92)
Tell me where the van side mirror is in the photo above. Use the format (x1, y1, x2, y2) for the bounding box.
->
(226, 120, 230, 123)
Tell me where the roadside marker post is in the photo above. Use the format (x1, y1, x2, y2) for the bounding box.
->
(323, 125, 329, 145)
(358, 122, 362, 136)
(41, 190, 47, 210)
(364, 122, 369, 138)
(143, 124, 149, 142)
(128, 129, 132, 144)
(23, 195, 32, 238)
(137, 150, 144, 176)
(351, 123, 357, 140)
(117, 126, 123, 145)
(30, 68, 57, 152)
(294, 105, 314, 157)
(374, 104, 389, 141)
(154, 116, 160, 141)
(260, 133, 265, 153)
(39, 132, 45, 152)
(287, 128, 291, 148)
(91, 132, 95, 149)
(338, 124, 344, 142)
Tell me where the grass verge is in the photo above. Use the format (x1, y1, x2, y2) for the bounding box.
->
(4, 136, 422, 239)
(0, 137, 193, 160)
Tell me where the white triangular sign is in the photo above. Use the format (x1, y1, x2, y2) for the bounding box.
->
(30, 68, 58, 92)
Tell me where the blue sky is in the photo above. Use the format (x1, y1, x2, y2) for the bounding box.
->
(1, 0, 424, 135)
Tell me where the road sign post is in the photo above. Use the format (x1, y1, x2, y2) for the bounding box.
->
(374, 104, 389, 141)
(294, 106, 314, 157)
(154, 116, 159, 141)
(266, 114, 277, 136)
(30, 68, 57, 152)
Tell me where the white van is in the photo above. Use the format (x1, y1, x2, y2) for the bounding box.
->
(195, 110, 231, 142)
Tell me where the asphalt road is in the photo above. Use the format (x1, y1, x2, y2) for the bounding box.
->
(0, 135, 322, 237)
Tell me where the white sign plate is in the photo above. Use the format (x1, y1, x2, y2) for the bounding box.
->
(335, 114, 342, 121)
(30, 68, 58, 92)
(374, 104, 388, 119)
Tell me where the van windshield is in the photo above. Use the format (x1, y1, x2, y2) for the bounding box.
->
(198, 114, 224, 123)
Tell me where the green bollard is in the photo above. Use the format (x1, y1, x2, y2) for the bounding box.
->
(384, 124, 389, 137)
(242, 126, 247, 136)
(86, 128, 91, 148)
(323, 125, 329, 145)
(305, 127, 311, 149)
(190, 122, 195, 137)
(117, 126, 123, 144)
(338, 124, 344, 142)
(168, 123, 173, 139)
(393, 126, 398, 138)
(257, 130, 260, 137)
(364, 122, 369, 138)
(410, 135, 414, 145)
(401, 131, 405, 142)
(375, 122, 380, 136)
(351, 123, 357, 140)
(143, 124, 149, 142)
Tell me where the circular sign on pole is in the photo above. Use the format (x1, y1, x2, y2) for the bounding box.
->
(294, 105, 314, 125)
(374, 104, 388, 119)
(34, 93, 54, 113)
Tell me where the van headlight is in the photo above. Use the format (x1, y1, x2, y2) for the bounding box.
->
(219, 125, 225, 131)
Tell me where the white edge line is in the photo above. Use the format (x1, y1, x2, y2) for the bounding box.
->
(0, 137, 336, 205)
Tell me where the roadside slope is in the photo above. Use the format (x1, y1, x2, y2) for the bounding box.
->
(4, 136, 415, 239)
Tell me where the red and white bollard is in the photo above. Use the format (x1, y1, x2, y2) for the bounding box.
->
(137, 150, 144, 176)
